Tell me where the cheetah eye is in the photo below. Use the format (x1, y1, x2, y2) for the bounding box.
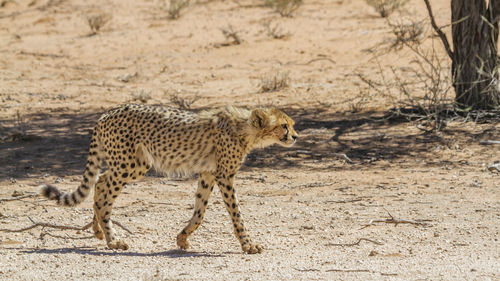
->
(282, 124, 287, 129)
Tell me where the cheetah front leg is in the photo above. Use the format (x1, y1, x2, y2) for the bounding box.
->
(216, 176, 263, 254)
(177, 173, 216, 250)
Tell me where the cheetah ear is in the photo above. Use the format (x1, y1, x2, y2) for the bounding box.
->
(250, 109, 269, 129)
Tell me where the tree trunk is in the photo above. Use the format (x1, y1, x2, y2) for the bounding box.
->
(451, 0, 500, 110)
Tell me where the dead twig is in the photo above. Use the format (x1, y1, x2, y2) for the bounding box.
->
(480, 140, 500, 145)
(361, 209, 431, 229)
(0, 217, 133, 235)
(0, 193, 38, 203)
(333, 153, 353, 164)
(41, 233, 95, 240)
(326, 237, 383, 246)
(326, 269, 371, 273)
(286, 57, 336, 66)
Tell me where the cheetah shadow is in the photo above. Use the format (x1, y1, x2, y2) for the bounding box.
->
(20, 247, 231, 258)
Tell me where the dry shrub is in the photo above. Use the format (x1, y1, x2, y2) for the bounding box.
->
(265, 0, 302, 17)
(86, 12, 111, 35)
(357, 42, 453, 131)
(220, 24, 242, 45)
(264, 21, 291, 40)
(168, 0, 190, 20)
(132, 90, 152, 104)
(388, 19, 425, 49)
(365, 0, 408, 18)
(165, 90, 200, 109)
(259, 71, 290, 92)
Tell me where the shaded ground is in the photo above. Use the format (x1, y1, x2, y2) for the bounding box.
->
(1, 0, 499, 280)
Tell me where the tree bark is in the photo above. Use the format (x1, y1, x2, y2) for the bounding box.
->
(451, 0, 500, 109)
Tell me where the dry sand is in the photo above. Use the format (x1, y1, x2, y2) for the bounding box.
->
(0, 0, 499, 280)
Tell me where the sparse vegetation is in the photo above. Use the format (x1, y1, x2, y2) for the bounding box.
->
(365, 0, 408, 18)
(86, 12, 111, 35)
(165, 90, 200, 109)
(167, 0, 190, 20)
(264, 0, 302, 17)
(259, 71, 291, 92)
(220, 24, 242, 45)
(388, 19, 425, 49)
(264, 21, 291, 40)
(132, 90, 152, 104)
(357, 42, 453, 131)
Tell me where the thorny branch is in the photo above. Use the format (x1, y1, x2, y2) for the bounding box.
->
(326, 238, 383, 247)
(361, 209, 431, 229)
(0, 193, 38, 203)
(0, 217, 133, 235)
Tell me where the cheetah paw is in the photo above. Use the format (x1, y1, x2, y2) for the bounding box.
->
(242, 243, 263, 254)
(94, 230, 104, 240)
(176, 233, 189, 250)
(107, 239, 129, 250)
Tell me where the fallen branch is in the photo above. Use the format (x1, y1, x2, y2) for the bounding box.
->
(361, 209, 431, 229)
(325, 198, 363, 204)
(326, 269, 371, 273)
(480, 140, 500, 145)
(326, 238, 383, 247)
(0, 217, 133, 234)
(41, 232, 95, 240)
(0, 193, 38, 203)
(333, 153, 353, 164)
(287, 57, 336, 66)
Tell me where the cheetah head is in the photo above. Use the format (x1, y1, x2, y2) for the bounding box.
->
(251, 108, 298, 148)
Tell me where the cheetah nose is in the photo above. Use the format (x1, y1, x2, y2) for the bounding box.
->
(292, 135, 297, 141)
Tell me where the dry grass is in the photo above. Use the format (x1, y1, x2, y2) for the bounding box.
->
(365, 0, 408, 18)
(86, 12, 111, 35)
(357, 41, 453, 131)
(131, 90, 152, 104)
(264, 0, 302, 17)
(165, 90, 200, 109)
(264, 21, 291, 40)
(167, 0, 190, 20)
(259, 71, 291, 92)
(220, 24, 243, 45)
(388, 19, 425, 49)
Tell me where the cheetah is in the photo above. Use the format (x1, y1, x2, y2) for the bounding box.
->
(40, 104, 298, 254)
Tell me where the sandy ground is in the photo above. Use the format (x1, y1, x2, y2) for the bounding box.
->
(1, 0, 499, 280)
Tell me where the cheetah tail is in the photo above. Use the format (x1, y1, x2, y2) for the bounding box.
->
(39, 156, 101, 207)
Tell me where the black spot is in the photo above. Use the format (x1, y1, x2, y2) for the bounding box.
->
(88, 171, 94, 177)
(226, 185, 232, 191)
(102, 219, 109, 223)
(196, 193, 202, 198)
(122, 173, 129, 178)
(77, 189, 85, 198)
(232, 203, 236, 209)
(121, 163, 126, 169)
(224, 193, 228, 198)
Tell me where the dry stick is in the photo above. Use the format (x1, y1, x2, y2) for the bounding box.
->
(333, 153, 353, 164)
(0, 217, 133, 235)
(326, 238, 383, 247)
(423, 0, 453, 60)
(360, 209, 431, 229)
(286, 57, 336, 66)
(41, 233, 95, 240)
(0, 193, 38, 203)
(480, 140, 500, 145)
